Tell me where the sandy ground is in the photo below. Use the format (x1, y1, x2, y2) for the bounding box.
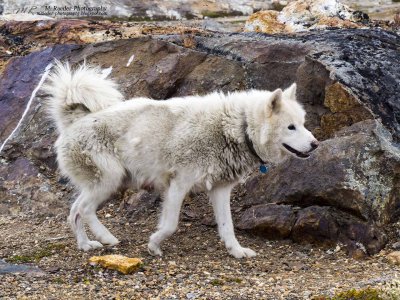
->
(0, 194, 399, 300)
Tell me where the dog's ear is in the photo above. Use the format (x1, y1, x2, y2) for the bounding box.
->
(268, 88, 283, 114)
(284, 83, 297, 100)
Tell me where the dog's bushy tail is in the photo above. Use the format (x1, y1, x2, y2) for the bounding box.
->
(43, 61, 124, 133)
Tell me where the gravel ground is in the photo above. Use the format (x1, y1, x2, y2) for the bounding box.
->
(1, 193, 399, 300)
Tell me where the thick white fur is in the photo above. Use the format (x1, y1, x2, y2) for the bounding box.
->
(43, 61, 124, 133)
(45, 63, 317, 258)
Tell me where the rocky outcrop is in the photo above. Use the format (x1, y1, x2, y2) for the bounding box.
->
(238, 204, 387, 256)
(0, 21, 399, 254)
(239, 119, 398, 255)
(2, 0, 276, 20)
(242, 120, 400, 223)
(243, 0, 400, 34)
(245, 0, 370, 34)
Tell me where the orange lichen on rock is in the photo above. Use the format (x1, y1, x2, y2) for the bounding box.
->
(244, 11, 285, 34)
(245, 0, 367, 34)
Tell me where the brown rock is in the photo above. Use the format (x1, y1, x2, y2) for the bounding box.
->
(238, 204, 387, 255)
(244, 120, 400, 224)
(291, 206, 339, 245)
(324, 82, 364, 113)
(319, 82, 373, 137)
(320, 107, 373, 138)
(237, 204, 297, 238)
(121, 190, 160, 220)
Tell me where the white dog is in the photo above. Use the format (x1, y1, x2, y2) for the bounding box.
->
(44, 62, 318, 258)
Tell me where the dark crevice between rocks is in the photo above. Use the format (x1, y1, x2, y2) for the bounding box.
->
(296, 56, 332, 139)
(238, 204, 387, 257)
(276, 194, 368, 222)
(163, 35, 245, 62)
(388, 173, 400, 223)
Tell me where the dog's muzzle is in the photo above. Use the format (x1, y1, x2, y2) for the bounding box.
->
(282, 142, 318, 158)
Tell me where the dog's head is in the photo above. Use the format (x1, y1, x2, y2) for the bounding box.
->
(258, 83, 318, 159)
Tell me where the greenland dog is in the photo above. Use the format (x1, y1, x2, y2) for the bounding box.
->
(44, 62, 318, 258)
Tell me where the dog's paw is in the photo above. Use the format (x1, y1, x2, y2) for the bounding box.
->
(228, 246, 257, 259)
(78, 240, 103, 251)
(148, 242, 163, 256)
(99, 235, 119, 246)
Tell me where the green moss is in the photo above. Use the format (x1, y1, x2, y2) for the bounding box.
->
(7, 243, 66, 263)
(210, 279, 224, 286)
(52, 277, 65, 284)
(7, 255, 34, 263)
(313, 288, 384, 300)
(46, 243, 66, 251)
(226, 277, 242, 283)
(90, 264, 103, 272)
(333, 288, 383, 300)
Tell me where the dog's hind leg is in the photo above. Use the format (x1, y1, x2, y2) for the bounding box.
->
(148, 176, 193, 256)
(68, 154, 124, 251)
(68, 193, 103, 251)
(77, 187, 120, 247)
(210, 184, 256, 258)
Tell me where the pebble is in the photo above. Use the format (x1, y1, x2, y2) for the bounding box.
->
(392, 241, 400, 250)
(387, 251, 400, 265)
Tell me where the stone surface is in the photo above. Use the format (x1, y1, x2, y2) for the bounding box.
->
(237, 204, 297, 238)
(293, 206, 387, 256)
(0, 259, 45, 275)
(0, 44, 78, 142)
(121, 190, 161, 220)
(238, 204, 387, 255)
(0, 21, 399, 254)
(392, 241, 400, 250)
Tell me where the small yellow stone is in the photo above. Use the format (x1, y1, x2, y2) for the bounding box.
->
(89, 255, 142, 274)
(387, 251, 400, 265)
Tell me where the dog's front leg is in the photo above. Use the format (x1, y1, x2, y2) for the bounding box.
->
(148, 176, 192, 256)
(210, 184, 256, 258)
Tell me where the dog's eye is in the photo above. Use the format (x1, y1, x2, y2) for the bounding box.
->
(288, 124, 296, 130)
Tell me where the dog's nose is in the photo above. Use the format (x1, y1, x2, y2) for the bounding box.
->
(310, 140, 319, 150)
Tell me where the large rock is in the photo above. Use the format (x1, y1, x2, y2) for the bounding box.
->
(242, 120, 400, 224)
(0, 21, 399, 253)
(238, 204, 387, 255)
(238, 119, 398, 255)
